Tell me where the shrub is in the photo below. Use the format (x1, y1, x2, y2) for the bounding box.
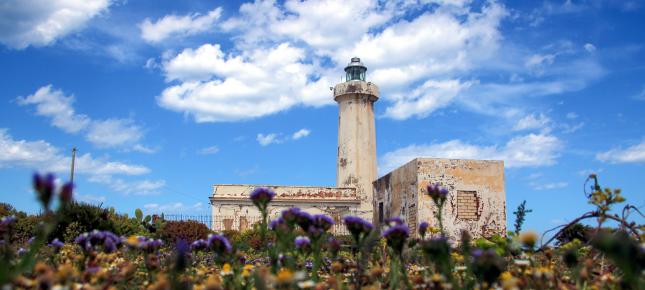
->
(556, 223, 591, 245)
(160, 220, 209, 244)
(112, 215, 148, 237)
(51, 202, 117, 240)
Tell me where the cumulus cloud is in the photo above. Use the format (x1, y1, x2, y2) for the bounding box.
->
(292, 128, 310, 140)
(89, 175, 165, 195)
(158, 43, 331, 122)
(0, 0, 111, 49)
(158, 0, 507, 122)
(17, 85, 149, 150)
(512, 113, 551, 131)
(596, 140, 645, 163)
(0, 128, 148, 175)
(154, 0, 602, 123)
(16, 85, 91, 133)
(257, 133, 281, 146)
(139, 7, 222, 43)
(379, 133, 563, 173)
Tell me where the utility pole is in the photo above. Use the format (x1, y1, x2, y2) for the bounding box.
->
(70, 147, 77, 184)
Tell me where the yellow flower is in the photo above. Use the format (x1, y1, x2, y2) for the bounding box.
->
(241, 264, 253, 278)
(126, 235, 140, 247)
(519, 231, 538, 249)
(499, 271, 513, 281)
(220, 263, 233, 276)
(276, 268, 294, 284)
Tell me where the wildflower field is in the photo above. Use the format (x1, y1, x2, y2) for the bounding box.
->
(0, 173, 643, 289)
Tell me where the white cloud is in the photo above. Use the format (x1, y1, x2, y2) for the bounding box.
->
(560, 122, 584, 134)
(0, 128, 149, 176)
(89, 175, 165, 195)
(530, 181, 568, 190)
(384, 80, 474, 120)
(584, 43, 596, 53)
(130, 144, 158, 154)
(566, 112, 578, 119)
(16, 85, 91, 133)
(139, 7, 222, 43)
(0, 0, 111, 49)
(17, 85, 148, 149)
(512, 113, 551, 131)
(257, 133, 281, 146)
(86, 119, 143, 148)
(155, 1, 603, 123)
(379, 133, 562, 173)
(596, 140, 645, 164)
(197, 145, 220, 155)
(158, 43, 331, 122)
(158, 1, 508, 122)
(292, 128, 311, 140)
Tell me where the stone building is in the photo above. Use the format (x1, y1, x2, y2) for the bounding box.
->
(373, 158, 506, 241)
(210, 57, 506, 240)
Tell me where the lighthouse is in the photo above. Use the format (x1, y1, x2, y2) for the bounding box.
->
(334, 57, 379, 221)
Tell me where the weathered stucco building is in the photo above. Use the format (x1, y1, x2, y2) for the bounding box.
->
(373, 158, 506, 241)
(210, 57, 506, 240)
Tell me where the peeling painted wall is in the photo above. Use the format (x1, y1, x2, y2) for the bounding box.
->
(334, 80, 379, 222)
(210, 184, 359, 232)
(374, 158, 506, 243)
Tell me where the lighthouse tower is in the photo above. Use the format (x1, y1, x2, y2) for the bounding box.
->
(334, 57, 379, 221)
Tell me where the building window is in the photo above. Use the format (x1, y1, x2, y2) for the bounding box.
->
(457, 191, 480, 220)
(378, 202, 384, 224)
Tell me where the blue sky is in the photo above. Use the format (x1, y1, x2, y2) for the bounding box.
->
(0, 0, 643, 235)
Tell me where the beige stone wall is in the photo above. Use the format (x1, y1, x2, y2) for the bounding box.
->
(210, 184, 359, 233)
(374, 158, 506, 243)
(373, 160, 418, 228)
(334, 80, 379, 222)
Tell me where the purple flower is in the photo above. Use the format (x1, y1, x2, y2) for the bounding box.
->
(17, 247, 27, 256)
(249, 187, 275, 210)
(343, 216, 373, 241)
(207, 234, 232, 254)
(0, 216, 16, 226)
(190, 239, 208, 251)
(295, 236, 311, 251)
(281, 208, 301, 225)
(296, 211, 313, 232)
(28, 237, 36, 244)
(419, 222, 430, 238)
(426, 183, 449, 205)
(49, 238, 64, 249)
(312, 214, 334, 232)
(382, 224, 410, 255)
(270, 217, 289, 232)
(33, 173, 55, 209)
(59, 182, 74, 203)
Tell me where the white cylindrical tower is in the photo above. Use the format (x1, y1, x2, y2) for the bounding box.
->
(334, 57, 379, 221)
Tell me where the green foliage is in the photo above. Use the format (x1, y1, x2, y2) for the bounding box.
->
(512, 200, 532, 235)
(0, 203, 16, 217)
(63, 221, 84, 243)
(556, 223, 591, 245)
(51, 202, 116, 241)
(159, 220, 210, 244)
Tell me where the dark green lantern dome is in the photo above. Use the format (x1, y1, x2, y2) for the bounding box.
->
(344, 57, 367, 82)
